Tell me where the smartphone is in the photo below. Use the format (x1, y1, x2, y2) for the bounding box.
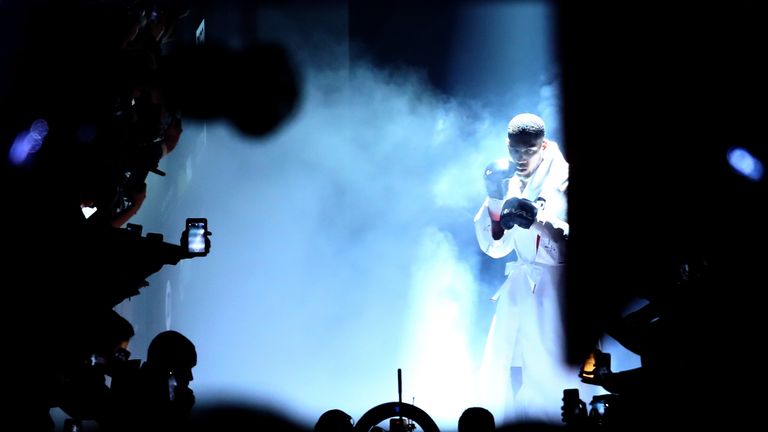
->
(563, 388, 580, 404)
(562, 388, 585, 422)
(186, 218, 207, 255)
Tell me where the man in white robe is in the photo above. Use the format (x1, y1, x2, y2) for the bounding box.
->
(474, 113, 579, 424)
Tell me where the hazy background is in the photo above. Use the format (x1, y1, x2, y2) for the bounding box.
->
(112, 0, 637, 429)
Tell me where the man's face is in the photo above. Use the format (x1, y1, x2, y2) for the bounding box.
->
(170, 367, 194, 387)
(508, 135, 547, 178)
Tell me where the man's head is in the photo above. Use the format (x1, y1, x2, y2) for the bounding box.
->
(507, 113, 547, 178)
(89, 309, 135, 359)
(314, 409, 354, 432)
(458, 407, 495, 432)
(147, 330, 197, 385)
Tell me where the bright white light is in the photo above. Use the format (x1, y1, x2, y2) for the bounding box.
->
(81, 206, 97, 219)
(727, 147, 764, 181)
(188, 226, 206, 253)
(401, 228, 480, 426)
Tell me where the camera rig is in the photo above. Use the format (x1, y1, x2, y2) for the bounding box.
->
(353, 369, 439, 432)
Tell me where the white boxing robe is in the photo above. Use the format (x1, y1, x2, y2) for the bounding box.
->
(474, 141, 581, 424)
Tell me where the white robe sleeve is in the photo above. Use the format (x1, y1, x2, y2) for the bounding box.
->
(474, 197, 515, 259)
(536, 205, 569, 237)
(536, 172, 569, 237)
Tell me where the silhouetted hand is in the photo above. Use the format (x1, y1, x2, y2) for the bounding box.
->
(580, 368, 612, 386)
(172, 386, 196, 413)
(561, 393, 588, 426)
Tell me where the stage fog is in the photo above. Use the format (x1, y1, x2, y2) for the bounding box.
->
(115, 1, 638, 429)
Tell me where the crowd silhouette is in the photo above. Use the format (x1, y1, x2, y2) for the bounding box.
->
(2, 0, 296, 430)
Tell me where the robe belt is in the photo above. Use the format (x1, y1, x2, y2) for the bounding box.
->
(491, 260, 545, 300)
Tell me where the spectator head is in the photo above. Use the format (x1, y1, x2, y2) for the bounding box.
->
(314, 409, 354, 432)
(458, 407, 495, 432)
(147, 330, 197, 385)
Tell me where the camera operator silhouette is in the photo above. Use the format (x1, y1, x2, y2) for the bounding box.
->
(562, 255, 712, 429)
(53, 309, 136, 429)
(3, 1, 292, 429)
